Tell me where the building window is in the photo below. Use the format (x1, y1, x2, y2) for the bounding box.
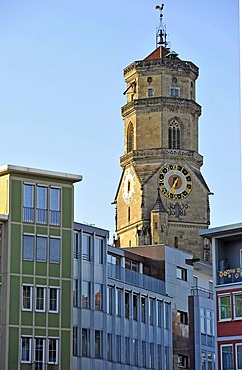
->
(23, 234, 34, 261)
(148, 88, 154, 96)
(21, 337, 32, 363)
(178, 354, 188, 368)
(236, 344, 242, 370)
(142, 341, 146, 367)
(206, 309, 214, 335)
(221, 345, 233, 369)
(133, 294, 138, 321)
(116, 335, 121, 363)
(36, 236, 47, 262)
(36, 185, 47, 224)
(170, 87, 179, 97)
(141, 296, 146, 323)
(125, 258, 138, 271)
(176, 266, 187, 281)
(49, 237, 60, 263)
(49, 187, 60, 226)
(95, 237, 103, 264)
(158, 344, 162, 369)
(107, 333, 113, 361)
(149, 298, 154, 325)
(200, 308, 206, 333)
(48, 338, 59, 364)
(127, 121, 134, 152)
(35, 338, 45, 368)
(125, 291, 130, 319)
(94, 283, 102, 311)
(116, 288, 122, 317)
(49, 287, 59, 313)
(149, 343, 155, 368)
(82, 233, 91, 261)
(177, 310, 188, 325)
(22, 285, 33, 311)
(23, 183, 34, 223)
(36, 286, 46, 312)
(234, 293, 242, 318)
(169, 119, 181, 149)
(107, 285, 113, 314)
(73, 327, 78, 356)
(73, 232, 79, 259)
(164, 302, 170, 329)
(157, 300, 163, 327)
(73, 279, 79, 307)
(95, 330, 102, 359)
(219, 295, 231, 320)
(82, 281, 90, 309)
(125, 337, 130, 364)
(133, 339, 138, 366)
(82, 329, 90, 357)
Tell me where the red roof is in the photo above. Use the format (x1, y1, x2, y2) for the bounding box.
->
(144, 46, 169, 60)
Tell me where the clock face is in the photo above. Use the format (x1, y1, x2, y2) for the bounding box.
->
(158, 164, 192, 200)
(122, 168, 135, 204)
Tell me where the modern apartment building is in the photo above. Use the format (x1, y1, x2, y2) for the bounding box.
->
(0, 164, 82, 370)
(200, 223, 242, 370)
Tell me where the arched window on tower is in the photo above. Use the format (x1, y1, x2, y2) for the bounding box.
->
(169, 119, 181, 149)
(127, 122, 134, 152)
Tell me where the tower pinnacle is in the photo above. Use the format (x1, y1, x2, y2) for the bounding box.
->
(155, 4, 168, 48)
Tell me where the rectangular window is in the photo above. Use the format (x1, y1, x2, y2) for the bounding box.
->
(170, 88, 179, 97)
(22, 285, 32, 311)
(133, 294, 138, 321)
(177, 310, 188, 325)
(234, 293, 242, 318)
(116, 288, 122, 317)
(125, 291, 130, 319)
(150, 343, 155, 368)
(149, 298, 154, 325)
(36, 236, 47, 262)
(49, 287, 59, 313)
(48, 338, 59, 364)
(35, 338, 45, 369)
(36, 185, 47, 224)
(142, 341, 146, 367)
(73, 327, 78, 356)
(157, 300, 163, 328)
(219, 295, 231, 320)
(36, 286, 46, 312)
(176, 266, 187, 281)
(94, 283, 102, 311)
(125, 258, 138, 271)
(125, 337, 130, 365)
(107, 285, 113, 314)
(148, 88, 153, 97)
(206, 309, 214, 335)
(49, 187, 60, 226)
(82, 233, 91, 261)
(95, 330, 102, 359)
(133, 339, 138, 366)
(116, 335, 121, 363)
(73, 279, 79, 308)
(74, 232, 79, 259)
(82, 328, 90, 357)
(236, 344, 242, 370)
(23, 234, 34, 261)
(95, 237, 103, 264)
(158, 344, 162, 369)
(82, 281, 90, 309)
(107, 333, 113, 361)
(49, 237, 60, 263)
(200, 308, 206, 333)
(21, 337, 32, 363)
(164, 302, 170, 329)
(23, 183, 34, 223)
(221, 345, 233, 370)
(141, 296, 146, 323)
(178, 354, 188, 368)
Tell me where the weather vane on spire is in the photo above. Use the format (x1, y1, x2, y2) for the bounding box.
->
(155, 4, 168, 48)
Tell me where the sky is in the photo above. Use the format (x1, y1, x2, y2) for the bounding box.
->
(0, 0, 240, 240)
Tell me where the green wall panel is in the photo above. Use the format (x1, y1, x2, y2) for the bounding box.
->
(61, 280, 71, 329)
(36, 226, 47, 235)
(48, 314, 59, 328)
(49, 279, 60, 286)
(21, 312, 33, 327)
(23, 225, 34, 233)
(9, 276, 20, 325)
(10, 224, 21, 273)
(22, 276, 33, 284)
(34, 328, 46, 336)
(11, 180, 21, 222)
(48, 329, 59, 336)
(62, 187, 72, 228)
(21, 328, 33, 335)
(8, 327, 19, 369)
(49, 264, 60, 277)
(22, 261, 34, 275)
(35, 313, 46, 327)
(35, 277, 47, 285)
(49, 227, 60, 236)
(36, 262, 47, 276)
(62, 230, 72, 278)
(61, 330, 71, 369)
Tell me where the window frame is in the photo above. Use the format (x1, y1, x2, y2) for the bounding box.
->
(236, 343, 242, 370)
(35, 286, 46, 312)
(48, 337, 59, 365)
(176, 266, 187, 281)
(20, 336, 32, 363)
(218, 294, 231, 321)
(34, 337, 46, 368)
(233, 292, 242, 319)
(49, 186, 61, 226)
(48, 287, 59, 313)
(36, 235, 47, 262)
(82, 281, 90, 309)
(22, 285, 33, 311)
(49, 236, 61, 264)
(94, 283, 103, 311)
(178, 354, 188, 368)
(36, 184, 48, 225)
(170, 87, 180, 97)
(220, 344, 233, 370)
(23, 183, 35, 223)
(82, 328, 90, 357)
(23, 233, 34, 261)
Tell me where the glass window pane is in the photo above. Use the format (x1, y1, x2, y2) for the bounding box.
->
(222, 345, 233, 370)
(83, 234, 91, 261)
(36, 287, 45, 311)
(23, 184, 34, 223)
(21, 337, 31, 363)
(49, 187, 60, 225)
(36, 236, 47, 262)
(219, 295, 231, 320)
(36, 186, 47, 224)
(49, 288, 58, 312)
(23, 234, 34, 261)
(95, 283, 102, 311)
(82, 281, 90, 309)
(48, 338, 58, 364)
(49, 237, 60, 263)
(82, 329, 90, 357)
(95, 237, 103, 264)
(95, 330, 102, 359)
(237, 345, 242, 369)
(235, 294, 242, 318)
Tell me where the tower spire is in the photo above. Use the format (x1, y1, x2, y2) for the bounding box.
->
(155, 4, 168, 48)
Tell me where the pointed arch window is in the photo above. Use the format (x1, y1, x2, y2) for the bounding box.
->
(127, 122, 134, 152)
(169, 119, 181, 149)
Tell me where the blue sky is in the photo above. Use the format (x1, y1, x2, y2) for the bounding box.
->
(0, 0, 240, 239)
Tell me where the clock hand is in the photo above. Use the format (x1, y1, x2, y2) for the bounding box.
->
(170, 177, 178, 193)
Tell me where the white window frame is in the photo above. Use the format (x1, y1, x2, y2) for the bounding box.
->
(233, 292, 242, 320)
(49, 186, 61, 226)
(218, 294, 232, 322)
(22, 233, 35, 261)
(23, 183, 35, 223)
(22, 285, 33, 311)
(36, 184, 48, 225)
(34, 337, 46, 369)
(170, 87, 180, 97)
(36, 235, 47, 262)
(178, 354, 188, 368)
(49, 236, 61, 263)
(20, 336, 32, 363)
(35, 286, 46, 312)
(48, 287, 60, 313)
(48, 337, 59, 365)
(236, 343, 242, 370)
(220, 344, 233, 370)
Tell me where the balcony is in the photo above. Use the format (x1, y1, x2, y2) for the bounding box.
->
(217, 267, 242, 285)
(191, 286, 213, 299)
(107, 263, 165, 294)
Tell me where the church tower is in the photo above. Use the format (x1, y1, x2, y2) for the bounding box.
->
(114, 6, 211, 258)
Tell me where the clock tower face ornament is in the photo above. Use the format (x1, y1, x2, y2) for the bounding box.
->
(122, 168, 135, 204)
(158, 164, 192, 200)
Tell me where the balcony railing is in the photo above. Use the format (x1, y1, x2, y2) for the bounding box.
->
(217, 267, 242, 285)
(107, 263, 165, 294)
(191, 286, 213, 299)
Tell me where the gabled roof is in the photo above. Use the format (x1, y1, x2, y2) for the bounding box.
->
(144, 46, 169, 60)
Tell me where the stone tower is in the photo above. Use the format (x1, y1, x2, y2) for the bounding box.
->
(114, 7, 211, 258)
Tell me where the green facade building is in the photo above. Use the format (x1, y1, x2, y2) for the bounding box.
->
(0, 164, 82, 370)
